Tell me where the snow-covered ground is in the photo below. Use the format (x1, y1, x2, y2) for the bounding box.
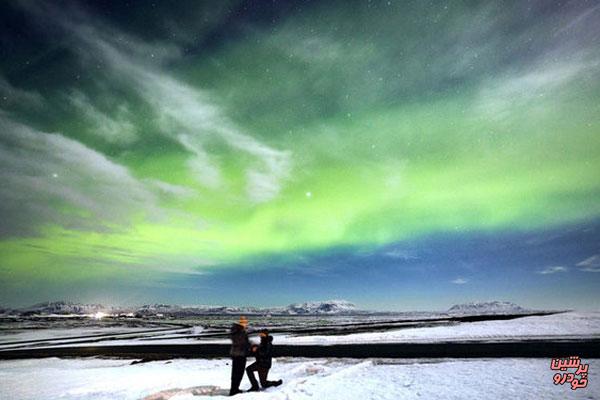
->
(2, 311, 598, 350)
(0, 326, 177, 345)
(0, 357, 597, 399)
(79, 311, 598, 347)
(1, 312, 598, 399)
(275, 311, 600, 344)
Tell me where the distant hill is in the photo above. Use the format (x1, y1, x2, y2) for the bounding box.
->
(448, 301, 528, 315)
(7, 300, 359, 317)
(17, 301, 107, 316)
(284, 300, 356, 315)
(132, 300, 357, 316)
(5, 300, 532, 318)
(134, 304, 263, 317)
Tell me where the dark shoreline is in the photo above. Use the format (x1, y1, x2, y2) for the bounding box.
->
(1, 339, 599, 361)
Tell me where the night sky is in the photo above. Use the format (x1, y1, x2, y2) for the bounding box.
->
(0, 0, 599, 310)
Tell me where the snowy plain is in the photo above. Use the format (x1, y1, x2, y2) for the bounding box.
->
(19, 311, 594, 348)
(0, 326, 179, 345)
(0, 357, 597, 400)
(275, 311, 600, 344)
(1, 311, 599, 399)
(1, 311, 599, 351)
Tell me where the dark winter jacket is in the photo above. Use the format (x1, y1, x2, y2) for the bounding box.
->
(254, 335, 274, 368)
(230, 323, 250, 357)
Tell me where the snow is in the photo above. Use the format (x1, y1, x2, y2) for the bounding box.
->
(1, 312, 598, 398)
(2, 310, 597, 399)
(85, 311, 597, 347)
(0, 312, 600, 350)
(284, 300, 356, 315)
(17, 301, 109, 315)
(0, 327, 188, 351)
(6, 300, 360, 317)
(272, 311, 600, 344)
(0, 327, 170, 345)
(0, 357, 597, 399)
(447, 301, 527, 315)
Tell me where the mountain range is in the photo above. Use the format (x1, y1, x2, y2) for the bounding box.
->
(0, 300, 533, 317)
(0, 300, 359, 317)
(447, 301, 528, 315)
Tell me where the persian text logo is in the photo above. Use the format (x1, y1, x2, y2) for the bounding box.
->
(551, 356, 588, 390)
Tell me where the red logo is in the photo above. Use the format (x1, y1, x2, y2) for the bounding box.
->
(551, 356, 588, 390)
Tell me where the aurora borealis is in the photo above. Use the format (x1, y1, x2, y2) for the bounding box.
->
(0, 0, 599, 309)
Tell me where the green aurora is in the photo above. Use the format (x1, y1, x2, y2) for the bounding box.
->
(0, 1, 599, 307)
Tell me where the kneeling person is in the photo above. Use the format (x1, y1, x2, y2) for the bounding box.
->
(246, 329, 282, 391)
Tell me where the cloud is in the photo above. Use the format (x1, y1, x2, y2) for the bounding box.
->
(474, 59, 594, 122)
(384, 248, 419, 260)
(0, 115, 182, 237)
(125, 59, 292, 202)
(145, 178, 197, 199)
(0, 76, 44, 109)
(536, 266, 568, 275)
(451, 277, 468, 284)
(23, 2, 292, 203)
(472, 3, 600, 123)
(554, 2, 600, 37)
(244, 144, 291, 203)
(576, 255, 600, 272)
(68, 91, 137, 144)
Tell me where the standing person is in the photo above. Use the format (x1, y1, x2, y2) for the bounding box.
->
(229, 316, 250, 396)
(246, 329, 283, 391)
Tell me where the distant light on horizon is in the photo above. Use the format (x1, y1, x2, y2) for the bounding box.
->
(92, 312, 108, 320)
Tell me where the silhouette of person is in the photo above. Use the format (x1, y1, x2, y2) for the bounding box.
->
(229, 316, 250, 396)
(246, 329, 282, 391)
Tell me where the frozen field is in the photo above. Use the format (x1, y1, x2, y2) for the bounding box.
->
(1, 311, 599, 350)
(1, 311, 598, 399)
(0, 357, 597, 400)
(276, 311, 600, 345)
